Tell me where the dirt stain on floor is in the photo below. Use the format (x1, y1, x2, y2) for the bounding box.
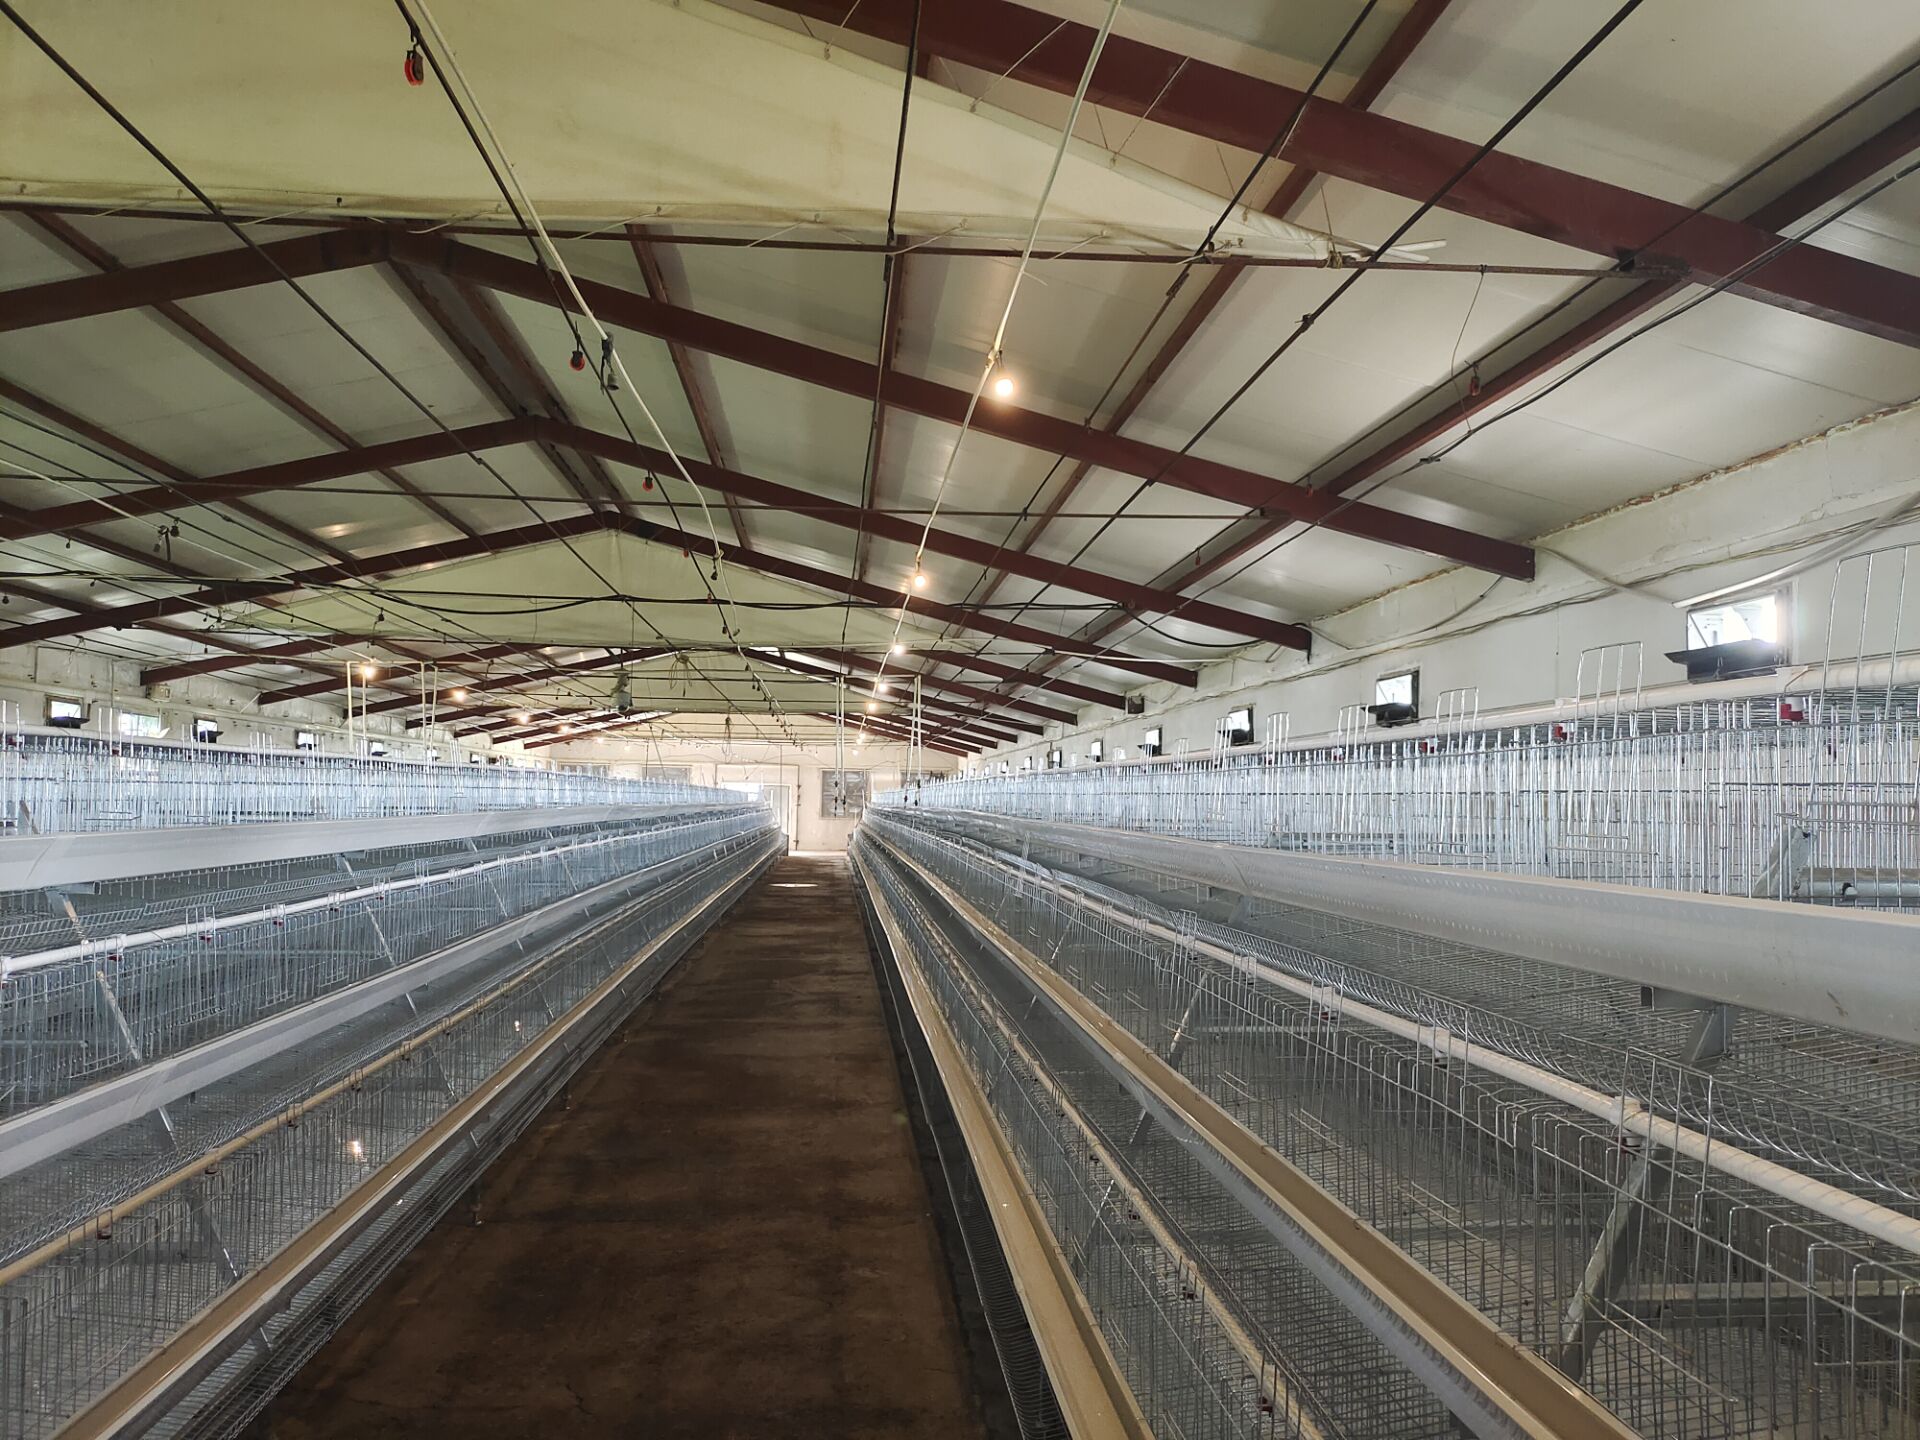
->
(249, 853, 985, 1440)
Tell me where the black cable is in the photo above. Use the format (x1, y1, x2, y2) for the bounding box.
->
(395, 0, 791, 726)
(0, 2, 641, 691)
(1087, 41, 1920, 662)
(1016, 0, 1650, 698)
(927, 0, 1387, 676)
(842, 0, 923, 654)
(1191, 144, 1920, 602)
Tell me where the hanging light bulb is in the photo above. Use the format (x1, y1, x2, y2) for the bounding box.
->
(910, 570, 927, 591)
(865, 701, 877, 713)
(991, 371, 1016, 400)
(515, 712, 531, 724)
(358, 663, 378, 680)
(889, 642, 905, 656)
(450, 688, 467, 702)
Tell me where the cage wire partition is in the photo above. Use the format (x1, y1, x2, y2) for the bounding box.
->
(0, 733, 780, 1440)
(0, 809, 770, 1119)
(881, 679, 1920, 908)
(0, 721, 733, 836)
(0, 808, 780, 1440)
(860, 810, 1920, 1440)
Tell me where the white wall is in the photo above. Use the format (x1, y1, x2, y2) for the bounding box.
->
(971, 397, 1920, 772)
(537, 731, 957, 850)
(0, 645, 489, 761)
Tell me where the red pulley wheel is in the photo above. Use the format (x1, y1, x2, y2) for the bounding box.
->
(404, 50, 426, 86)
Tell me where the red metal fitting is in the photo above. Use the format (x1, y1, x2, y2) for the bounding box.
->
(403, 48, 426, 86)
(569, 348, 587, 372)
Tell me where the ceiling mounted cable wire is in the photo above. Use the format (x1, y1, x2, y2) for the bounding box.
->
(857, 0, 1126, 739)
(399, 0, 794, 737)
(0, 2, 682, 718)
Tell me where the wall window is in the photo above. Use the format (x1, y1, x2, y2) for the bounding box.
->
(1089, 739, 1104, 763)
(367, 740, 388, 758)
(295, 730, 318, 751)
(1686, 592, 1781, 649)
(192, 717, 221, 744)
(116, 711, 164, 739)
(1141, 726, 1162, 758)
(46, 697, 85, 729)
(1369, 670, 1419, 727)
(1222, 706, 1254, 747)
(1047, 748, 1063, 770)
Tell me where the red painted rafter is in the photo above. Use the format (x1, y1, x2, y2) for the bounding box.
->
(0, 503, 1195, 685)
(961, 0, 1454, 625)
(1001, 99, 1920, 722)
(1114, 98, 1920, 626)
(625, 224, 753, 549)
(2, 414, 1303, 649)
(744, 649, 1029, 743)
(0, 230, 1535, 578)
(748, 0, 1920, 347)
(386, 263, 628, 516)
(22, 214, 481, 541)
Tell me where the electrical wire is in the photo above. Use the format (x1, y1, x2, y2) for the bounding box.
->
(859, 0, 1126, 738)
(399, 0, 793, 737)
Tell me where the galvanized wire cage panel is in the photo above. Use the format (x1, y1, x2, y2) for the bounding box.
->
(865, 812, 1920, 1439)
(0, 727, 734, 836)
(880, 685, 1920, 910)
(0, 824, 778, 1440)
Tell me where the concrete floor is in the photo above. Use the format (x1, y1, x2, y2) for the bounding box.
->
(249, 853, 986, 1440)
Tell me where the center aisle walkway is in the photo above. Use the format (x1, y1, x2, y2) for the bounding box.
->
(250, 853, 985, 1440)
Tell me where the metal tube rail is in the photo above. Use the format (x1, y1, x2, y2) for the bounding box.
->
(935, 814, 1920, 1048)
(856, 847, 1155, 1440)
(43, 830, 780, 1440)
(875, 814, 1920, 1261)
(0, 721, 734, 838)
(2, 814, 751, 974)
(865, 825, 1639, 1440)
(0, 824, 776, 1185)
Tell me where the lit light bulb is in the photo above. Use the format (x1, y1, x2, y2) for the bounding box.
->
(515, 712, 531, 724)
(877, 682, 891, 693)
(991, 373, 1016, 400)
(865, 701, 877, 713)
(347, 1139, 365, 1162)
(910, 571, 927, 591)
(890, 643, 905, 656)
(450, 688, 467, 702)
(559, 724, 573, 734)
(358, 664, 378, 680)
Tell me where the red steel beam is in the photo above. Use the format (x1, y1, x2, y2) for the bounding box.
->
(387, 263, 628, 516)
(806, 646, 1072, 725)
(900, 649, 1121, 709)
(0, 407, 1303, 647)
(0, 416, 537, 541)
(1128, 97, 1920, 613)
(2, 496, 1195, 684)
(745, 650, 1029, 743)
(811, 707, 981, 754)
(0, 231, 1535, 578)
(748, 0, 1920, 347)
(804, 711, 977, 757)
(961, 0, 1454, 626)
(407, 235, 1534, 579)
(558, 421, 1308, 647)
(23, 214, 480, 540)
(626, 224, 753, 548)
